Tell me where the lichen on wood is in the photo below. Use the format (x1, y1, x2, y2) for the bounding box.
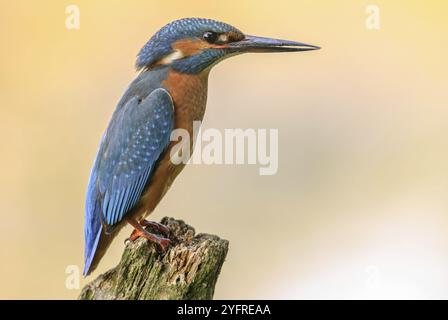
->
(79, 217, 229, 300)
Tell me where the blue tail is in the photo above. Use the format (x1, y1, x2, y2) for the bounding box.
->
(83, 224, 102, 276)
(83, 158, 103, 277)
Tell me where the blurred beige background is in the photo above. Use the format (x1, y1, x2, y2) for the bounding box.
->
(1, 0, 447, 299)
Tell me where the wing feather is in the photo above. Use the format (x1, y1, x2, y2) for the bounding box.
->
(99, 88, 174, 226)
(83, 88, 173, 275)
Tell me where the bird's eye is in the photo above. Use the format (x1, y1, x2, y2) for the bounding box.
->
(203, 31, 218, 44)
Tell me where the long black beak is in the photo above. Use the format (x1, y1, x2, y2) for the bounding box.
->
(229, 35, 320, 53)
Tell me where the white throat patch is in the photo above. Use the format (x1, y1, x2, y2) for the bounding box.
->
(159, 50, 184, 65)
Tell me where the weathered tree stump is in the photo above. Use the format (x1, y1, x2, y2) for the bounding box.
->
(79, 217, 229, 300)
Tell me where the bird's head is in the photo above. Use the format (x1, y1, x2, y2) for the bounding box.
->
(136, 18, 320, 74)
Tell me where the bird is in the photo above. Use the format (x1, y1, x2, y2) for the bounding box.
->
(83, 17, 320, 276)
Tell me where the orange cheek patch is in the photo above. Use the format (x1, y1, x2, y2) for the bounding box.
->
(172, 39, 227, 56)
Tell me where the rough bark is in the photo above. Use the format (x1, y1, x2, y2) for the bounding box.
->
(78, 217, 229, 300)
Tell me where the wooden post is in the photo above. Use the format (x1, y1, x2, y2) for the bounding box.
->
(79, 217, 229, 300)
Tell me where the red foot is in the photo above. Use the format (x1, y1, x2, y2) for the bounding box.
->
(129, 228, 170, 252)
(139, 219, 170, 235)
(127, 218, 171, 252)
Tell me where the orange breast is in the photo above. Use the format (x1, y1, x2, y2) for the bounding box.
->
(130, 69, 210, 220)
(163, 69, 209, 135)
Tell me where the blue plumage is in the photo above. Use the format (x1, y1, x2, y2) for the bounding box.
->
(83, 17, 319, 277)
(136, 18, 242, 72)
(84, 88, 173, 276)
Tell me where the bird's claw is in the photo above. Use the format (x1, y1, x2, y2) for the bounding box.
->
(157, 238, 171, 253)
(127, 227, 171, 252)
(139, 219, 170, 235)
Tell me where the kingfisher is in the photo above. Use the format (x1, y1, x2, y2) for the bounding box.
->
(83, 17, 320, 276)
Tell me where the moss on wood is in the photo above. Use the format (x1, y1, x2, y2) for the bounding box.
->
(79, 217, 228, 300)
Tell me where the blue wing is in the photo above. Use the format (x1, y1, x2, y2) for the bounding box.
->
(83, 88, 174, 276)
